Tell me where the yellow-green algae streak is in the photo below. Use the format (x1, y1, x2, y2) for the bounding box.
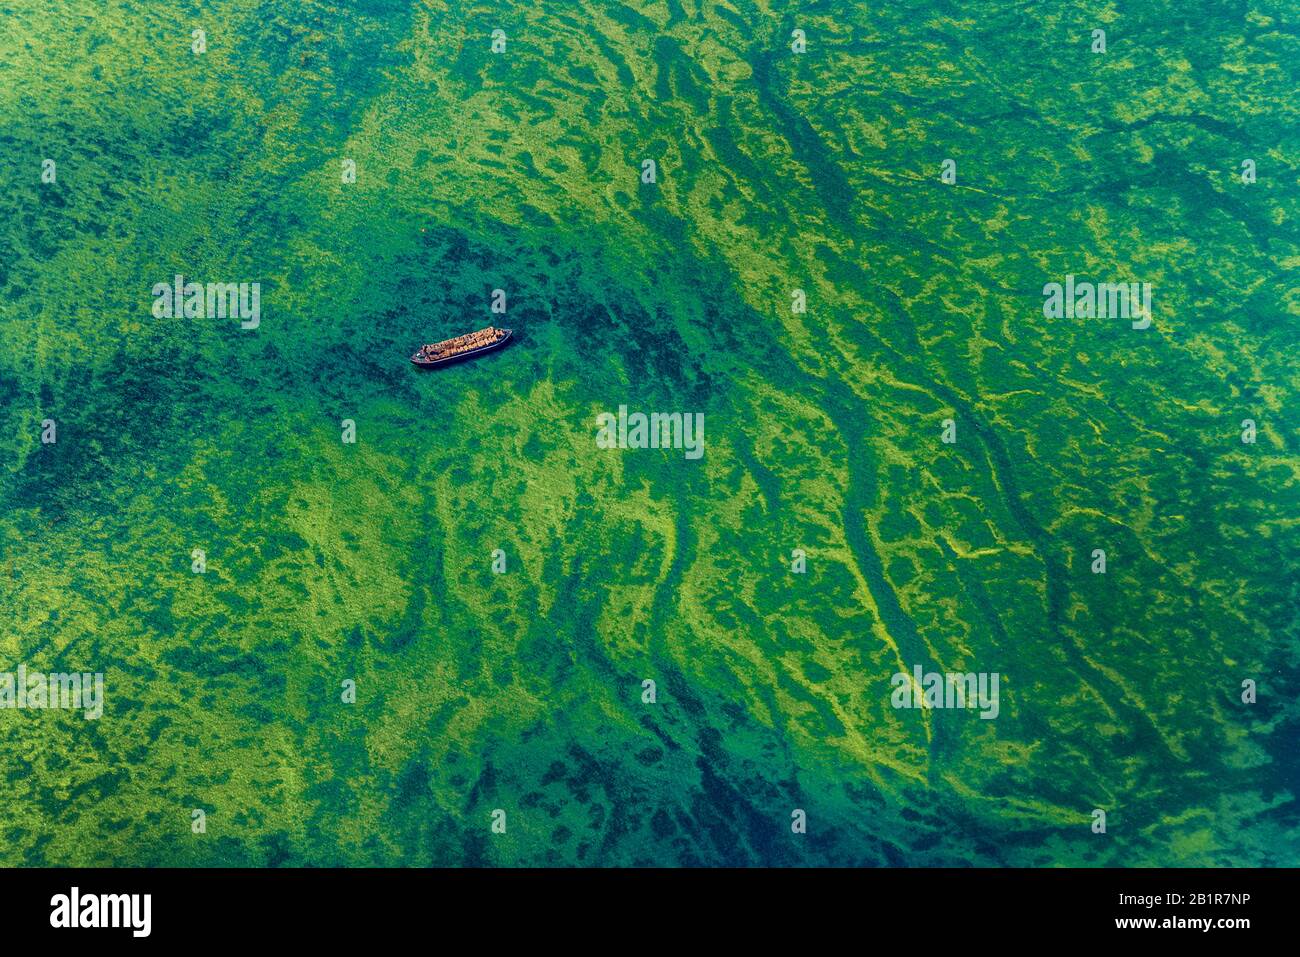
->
(1, 0, 1297, 866)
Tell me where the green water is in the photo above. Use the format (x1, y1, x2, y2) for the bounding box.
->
(1, 0, 1297, 866)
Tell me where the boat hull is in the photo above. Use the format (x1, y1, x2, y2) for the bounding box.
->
(410, 329, 512, 368)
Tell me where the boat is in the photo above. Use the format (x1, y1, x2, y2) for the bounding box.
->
(410, 326, 512, 368)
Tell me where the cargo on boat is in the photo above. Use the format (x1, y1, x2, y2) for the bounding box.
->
(410, 326, 512, 368)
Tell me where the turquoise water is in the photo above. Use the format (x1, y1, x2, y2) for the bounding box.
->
(0, 0, 1297, 866)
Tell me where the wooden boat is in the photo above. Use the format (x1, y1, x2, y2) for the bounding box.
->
(410, 326, 512, 368)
